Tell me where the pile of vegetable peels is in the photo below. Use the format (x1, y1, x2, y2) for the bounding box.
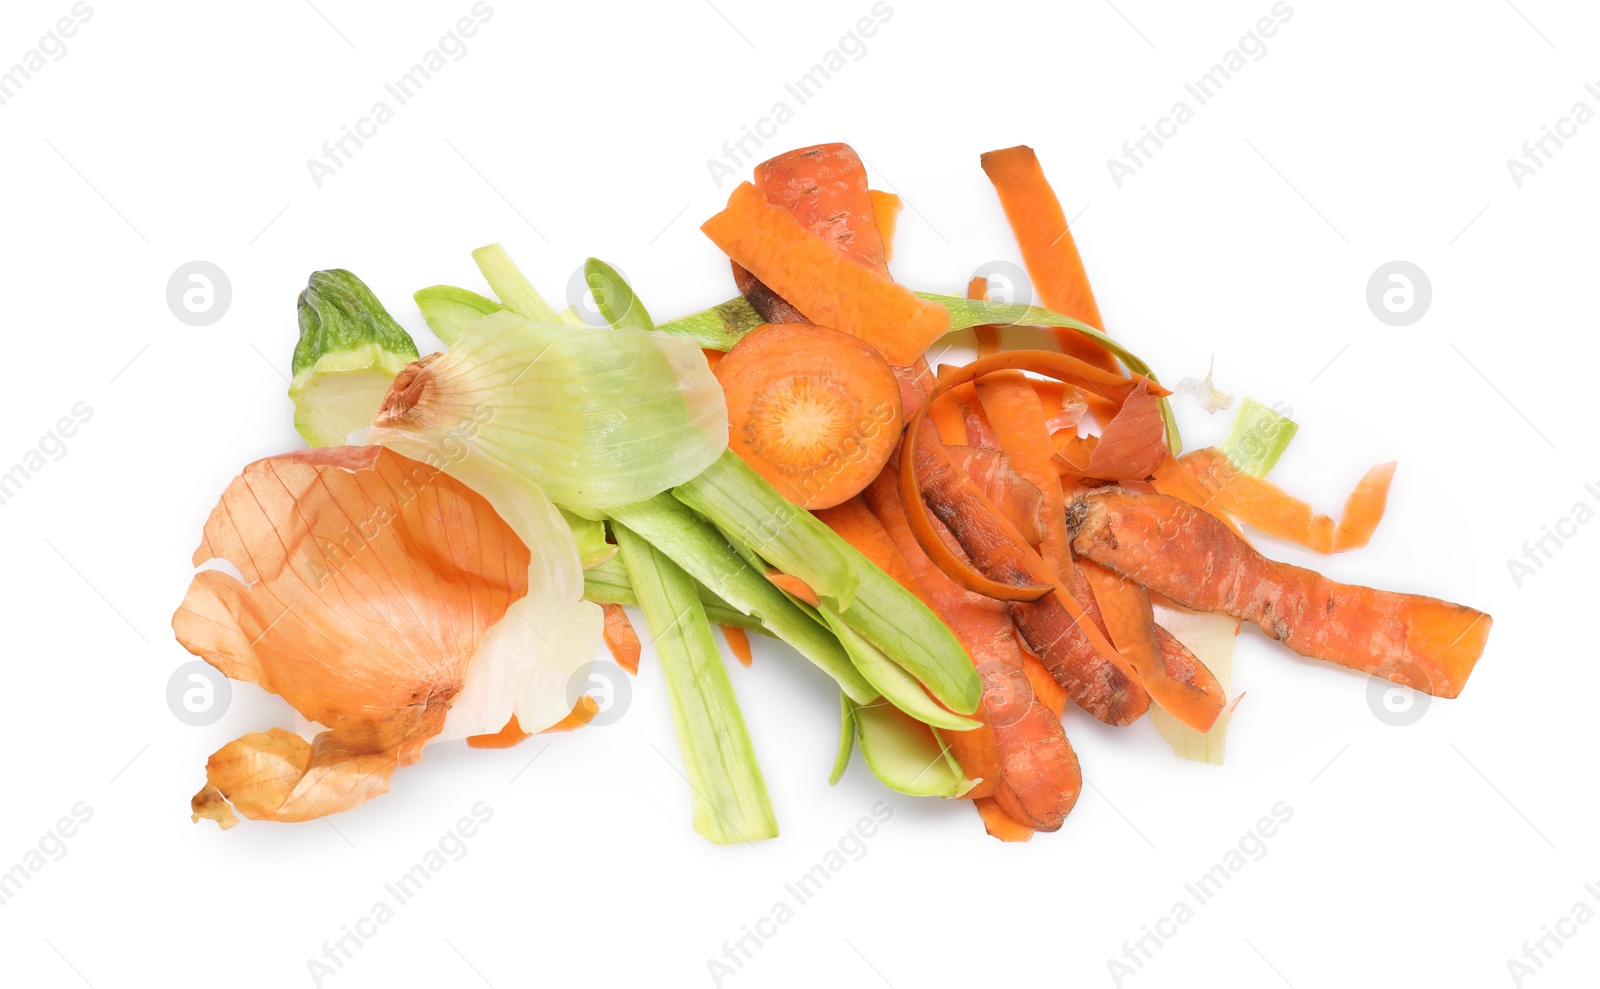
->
(174, 142, 1492, 843)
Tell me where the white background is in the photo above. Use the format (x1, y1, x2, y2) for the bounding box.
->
(1, 1, 1594, 986)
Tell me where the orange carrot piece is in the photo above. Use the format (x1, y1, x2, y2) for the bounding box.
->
(870, 189, 903, 263)
(602, 603, 641, 675)
(1181, 448, 1397, 555)
(1150, 454, 1246, 539)
(466, 714, 530, 749)
(905, 427, 1150, 725)
(866, 470, 1078, 826)
(928, 384, 971, 447)
(1335, 461, 1398, 551)
(766, 571, 821, 608)
(969, 275, 1003, 358)
(467, 696, 600, 749)
(1084, 380, 1168, 480)
(980, 145, 1119, 372)
(1078, 560, 1225, 733)
(1020, 647, 1069, 719)
(542, 696, 601, 733)
(975, 370, 1075, 581)
(943, 445, 1046, 546)
(716, 321, 904, 509)
(975, 795, 1037, 842)
(893, 357, 935, 420)
(702, 182, 951, 366)
(814, 497, 924, 594)
(720, 625, 753, 667)
(757, 144, 890, 274)
(1068, 488, 1493, 698)
(702, 348, 724, 371)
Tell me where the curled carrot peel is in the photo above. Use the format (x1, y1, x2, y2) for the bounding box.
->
(904, 428, 1149, 725)
(975, 795, 1037, 842)
(1068, 488, 1492, 698)
(1180, 448, 1397, 554)
(870, 189, 903, 262)
(602, 603, 642, 675)
(898, 348, 1167, 601)
(942, 445, 1046, 546)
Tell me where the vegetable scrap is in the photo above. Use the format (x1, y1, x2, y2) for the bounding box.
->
(174, 140, 1492, 844)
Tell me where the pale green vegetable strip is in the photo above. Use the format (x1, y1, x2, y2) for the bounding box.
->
(607, 496, 875, 703)
(582, 555, 758, 631)
(472, 243, 560, 323)
(1218, 398, 1299, 476)
(560, 508, 615, 569)
(917, 292, 1182, 454)
(850, 699, 977, 798)
(818, 607, 980, 731)
(676, 452, 982, 715)
(585, 258, 655, 332)
(1152, 397, 1297, 764)
(675, 452, 859, 607)
(612, 522, 777, 844)
(656, 296, 763, 351)
(829, 693, 855, 785)
(413, 285, 504, 345)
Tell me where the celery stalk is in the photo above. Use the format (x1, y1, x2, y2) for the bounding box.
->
(471, 243, 560, 323)
(413, 285, 504, 345)
(584, 258, 654, 332)
(676, 452, 983, 715)
(606, 496, 876, 704)
(612, 522, 777, 844)
(655, 296, 764, 351)
(581, 555, 759, 631)
(829, 693, 855, 785)
(1152, 397, 1297, 765)
(560, 508, 615, 569)
(817, 607, 980, 731)
(848, 699, 978, 797)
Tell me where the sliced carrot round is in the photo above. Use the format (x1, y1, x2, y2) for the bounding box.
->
(716, 321, 904, 509)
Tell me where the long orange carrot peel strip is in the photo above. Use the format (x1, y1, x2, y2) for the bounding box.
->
(980, 145, 1119, 373)
(1068, 488, 1492, 698)
(968, 275, 1003, 358)
(1180, 448, 1398, 554)
(703, 182, 951, 367)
